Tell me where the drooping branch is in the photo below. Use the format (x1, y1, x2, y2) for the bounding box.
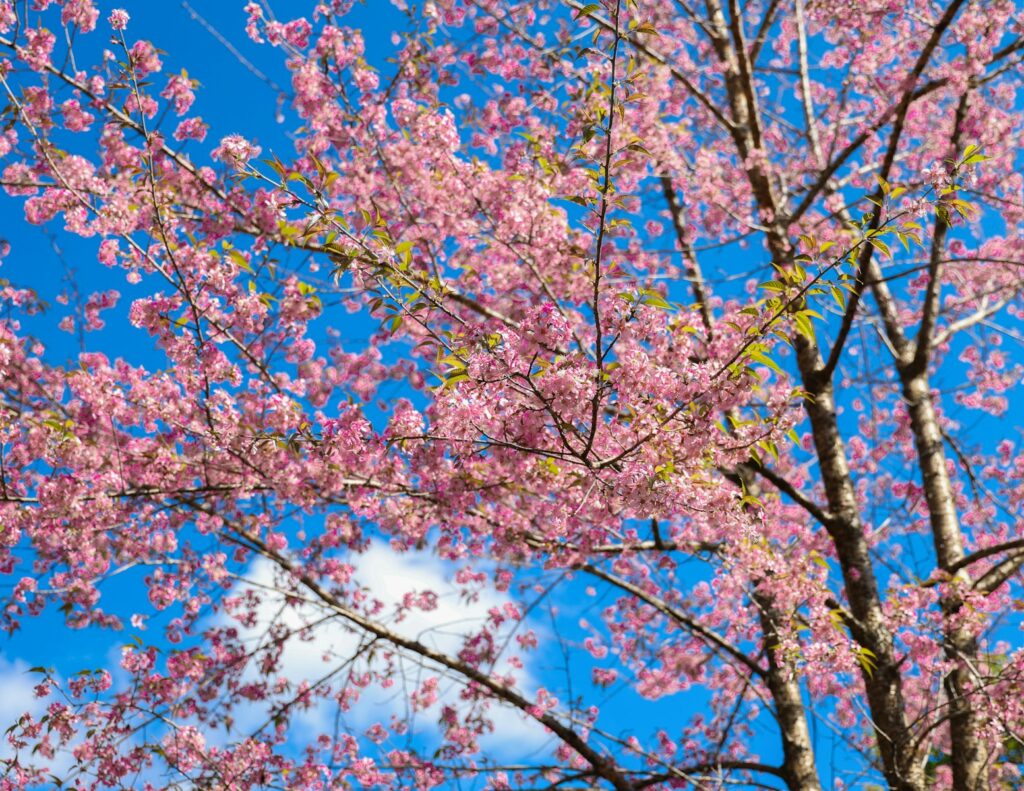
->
(579, 563, 767, 680)
(221, 527, 641, 791)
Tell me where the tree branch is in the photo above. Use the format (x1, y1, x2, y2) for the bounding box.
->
(564, 0, 735, 133)
(579, 563, 767, 679)
(226, 527, 640, 791)
(739, 462, 834, 527)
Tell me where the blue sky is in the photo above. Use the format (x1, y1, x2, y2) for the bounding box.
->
(1, 2, 1021, 789)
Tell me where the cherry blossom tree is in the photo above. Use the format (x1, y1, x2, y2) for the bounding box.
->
(1, 0, 1023, 788)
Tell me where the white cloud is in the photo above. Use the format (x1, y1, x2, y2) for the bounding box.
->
(211, 543, 552, 758)
(0, 655, 45, 751)
(0, 545, 555, 784)
(0, 655, 79, 777)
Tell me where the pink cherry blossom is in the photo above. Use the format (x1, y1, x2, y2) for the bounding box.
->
(0, 1, 1022, 790)
(108, 8, 129, 30)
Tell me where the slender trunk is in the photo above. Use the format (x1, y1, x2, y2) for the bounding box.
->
(794, 346, 924, 791)
(897, 87, 987, 790)
(662, 177, 823, 791)
(901, 372, 988, 790)
(756, 595, 823, 791)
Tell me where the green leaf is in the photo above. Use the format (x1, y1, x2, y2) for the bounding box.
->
(854, 646, 877, 678)
(263, 156, 286, 179)
(759, 439, 779, 462)
(748, 350, 784, 376)
(225, 247, 253, 273)
(643, 294, 673, 310)
(869, 237, 893, 260)
(793, 312, 815, 342)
